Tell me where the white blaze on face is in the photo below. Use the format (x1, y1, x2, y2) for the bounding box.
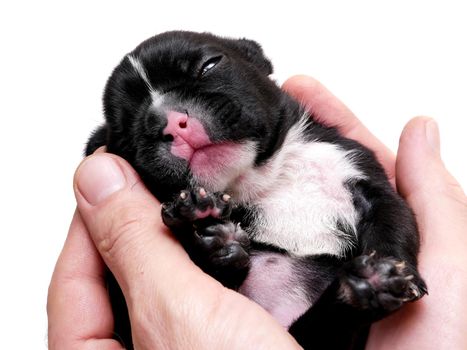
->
(127, 55, 164, 108)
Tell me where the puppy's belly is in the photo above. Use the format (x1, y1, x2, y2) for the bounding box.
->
(238, 252, 312, 329)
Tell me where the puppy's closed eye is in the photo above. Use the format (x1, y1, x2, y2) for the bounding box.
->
(199, 55, 222, 77)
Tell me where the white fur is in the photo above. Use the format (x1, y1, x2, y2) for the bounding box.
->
(128, 55, 164, 108)
(229, 117, 366, 257)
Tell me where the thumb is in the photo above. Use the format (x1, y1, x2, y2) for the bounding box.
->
(396, 116, 467, 259)
(367, 119, 467, 350)
(73, 153, 211, 307)
(397, 117, 455, 199)
(72, 154, 300, 350)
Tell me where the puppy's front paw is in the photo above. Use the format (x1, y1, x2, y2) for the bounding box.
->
(339, 253, 427, 313)
(161, 188, 232, 228)
(161, 188, 249, 287)
(194, 221, 250, 270)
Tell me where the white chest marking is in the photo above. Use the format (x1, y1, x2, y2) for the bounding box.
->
(230, 119, 365, 257)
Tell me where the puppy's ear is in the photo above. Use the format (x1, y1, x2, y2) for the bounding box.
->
(229, 39, 273, 75)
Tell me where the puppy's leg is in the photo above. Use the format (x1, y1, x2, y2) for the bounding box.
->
(291, 181, 427, 350)
(339, 180, 427, 319)
(161, 188, 250, 288)
(338, 253, 427, 316)
(290, 254, 425, 350)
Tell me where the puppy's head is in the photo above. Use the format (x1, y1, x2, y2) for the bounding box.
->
(98, 31, 295, 200)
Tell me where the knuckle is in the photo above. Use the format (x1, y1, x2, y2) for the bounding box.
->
(96, 203, 148, 262)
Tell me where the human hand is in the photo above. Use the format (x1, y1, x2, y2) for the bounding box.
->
(47, 151, 301, 349)
(48, 75, 467, 350)
(283, 76, 467, 349)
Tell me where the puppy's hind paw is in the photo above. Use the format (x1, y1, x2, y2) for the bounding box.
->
(338, 254, 427, 313)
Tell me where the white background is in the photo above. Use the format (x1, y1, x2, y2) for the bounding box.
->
(1, 1, 466, 348)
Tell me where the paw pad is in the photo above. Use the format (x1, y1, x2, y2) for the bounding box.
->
(340, 254, 427, 312)
(161, 188, 234, 226)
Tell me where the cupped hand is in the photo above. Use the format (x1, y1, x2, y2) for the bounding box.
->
(48, 75, 467, 350)
(283, 75, 467, 349)
(47, 150, 300, 349)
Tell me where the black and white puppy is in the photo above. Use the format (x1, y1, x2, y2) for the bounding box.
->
(87, 31, 427, 350)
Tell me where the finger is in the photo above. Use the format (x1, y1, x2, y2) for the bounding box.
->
(72, 153, 220, 320)
(72, 153, 201, 288)
(396, 117, 467, 258)
(47, 210, 123, 349)
(367, 117, 467, 350)
(94, 145, 107, 154)
(282, 75, 396, 185)
(73, 154, 302, 349)
(397, 117, 465, 202)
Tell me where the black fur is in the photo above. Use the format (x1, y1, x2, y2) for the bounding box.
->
(86, 31, 426, 349)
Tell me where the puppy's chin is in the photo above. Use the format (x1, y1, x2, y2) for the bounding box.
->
(190, 141, 257, 192)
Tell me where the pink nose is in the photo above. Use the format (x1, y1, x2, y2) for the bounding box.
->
(163, 110, 211, 150)
(166, 110, 189, 133)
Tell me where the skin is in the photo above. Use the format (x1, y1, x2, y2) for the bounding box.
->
(47, 75, 467, 349)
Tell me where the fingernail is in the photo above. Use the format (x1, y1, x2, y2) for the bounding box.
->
(76, 155, 126, 205)
(425, 119, 440, 154)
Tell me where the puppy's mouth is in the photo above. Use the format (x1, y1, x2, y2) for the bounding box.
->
(188, 142, 252, 177)
(163, 110, 248, 178)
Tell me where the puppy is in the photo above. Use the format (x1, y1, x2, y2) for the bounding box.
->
(87, 31, 427, 349)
